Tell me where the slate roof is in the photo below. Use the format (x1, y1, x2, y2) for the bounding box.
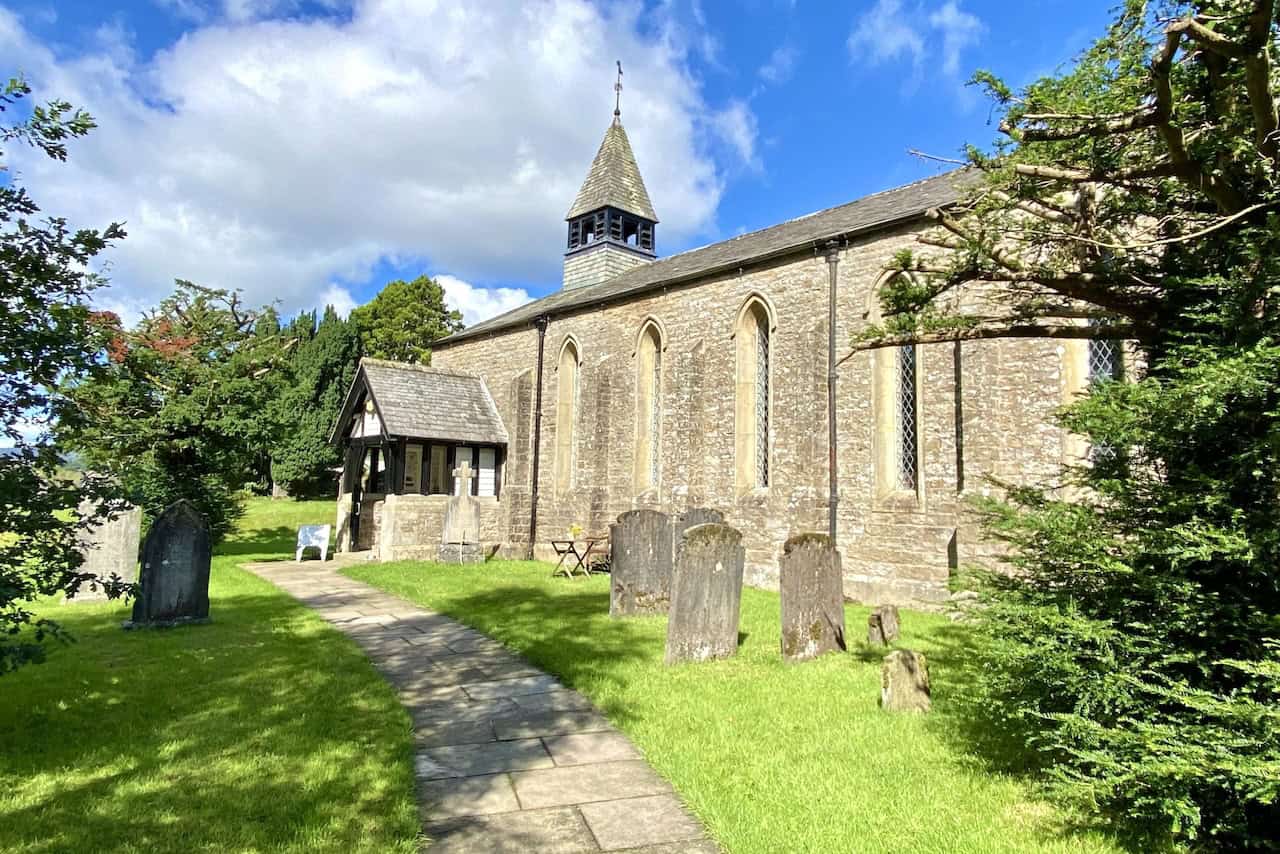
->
(333, 359, 509, 446)
(566, 120, 659, 222)
(437, 167, 977, 347)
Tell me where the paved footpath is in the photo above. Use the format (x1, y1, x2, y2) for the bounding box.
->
(243, 559, 718, 854)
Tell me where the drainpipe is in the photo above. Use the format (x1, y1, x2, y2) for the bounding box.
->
(527, 315, 550, 560)
(824, 241, 841, 542)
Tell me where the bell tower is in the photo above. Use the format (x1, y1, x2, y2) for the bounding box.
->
(562, 63, 658, 291)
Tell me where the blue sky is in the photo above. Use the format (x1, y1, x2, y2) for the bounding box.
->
(1, 0, 1113, 325)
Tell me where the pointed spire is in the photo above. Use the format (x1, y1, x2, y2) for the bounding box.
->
(565, 118, 658, 222)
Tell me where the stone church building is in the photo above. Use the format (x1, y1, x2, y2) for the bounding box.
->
(333, 109, 1118, 605)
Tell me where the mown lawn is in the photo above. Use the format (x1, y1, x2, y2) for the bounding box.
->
(347, 559, 1128, 854)
(0, 498, 420, 854)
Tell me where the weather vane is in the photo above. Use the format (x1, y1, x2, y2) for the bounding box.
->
(614, 60, 623, 120)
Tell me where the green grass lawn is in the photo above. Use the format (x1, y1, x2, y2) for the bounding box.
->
(347, 559, 1128, 854)
(0, 498, 420, 854)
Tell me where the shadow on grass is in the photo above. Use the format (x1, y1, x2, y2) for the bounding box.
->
(0, 588, 417, 853)
(217, 525, 304, 556)
(889, 617, 1158, 854)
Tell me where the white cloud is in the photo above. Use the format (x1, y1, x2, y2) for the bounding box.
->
(848, 0, 925, 71)
(847, 0, 985, 91)
(437, 275, 532, 327)
(929, 1, 985, 76)
(1, 1, 746, 321)
(319, 284, 357, 318)
(711, 100, 761, 172)
(758, 43, 798, 85)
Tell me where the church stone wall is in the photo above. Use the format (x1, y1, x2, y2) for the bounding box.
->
(433, 222, 1074, 605)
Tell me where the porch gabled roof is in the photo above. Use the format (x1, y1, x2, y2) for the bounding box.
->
(330, 358, 509, 446)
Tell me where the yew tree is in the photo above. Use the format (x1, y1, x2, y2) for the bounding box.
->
(869, 2, 1280, 848)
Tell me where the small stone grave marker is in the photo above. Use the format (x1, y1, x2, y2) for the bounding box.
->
(664, 522, 745, 665)
(295, 524, 331, 562)
(124, 500, 211, 629)
(68, 500, 140, 603)
(881, 649, 932, 713)
(609, 509, 673, 617)
(439, 460, 484, 564)
(779, 532, 845, 662)
(867, 604, 901, 646)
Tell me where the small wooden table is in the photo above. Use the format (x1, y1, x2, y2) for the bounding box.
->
(551, 538, 604, 578)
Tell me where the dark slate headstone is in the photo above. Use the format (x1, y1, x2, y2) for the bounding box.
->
(609, 509, 673, 617)
(779, 532, 846, 662)
(124, 500, 212, 629)
(664, 523, 745, 665)
(881, 649, 932, 713)
(867, 604, 901, 646)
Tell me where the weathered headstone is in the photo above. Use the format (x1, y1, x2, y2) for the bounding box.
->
(609, 509, 673, 616)
(664, 523, 745, 665)
(295, 524, 331, 562)
(68, 500, 140, 603)
(672, 507, 723, 562)
(867, 604, 901, 646)
(880, 649, 932, 713)
(124, 500, 211, 629)
(438, 460, 484, 564)
(779, 532, 845, 662)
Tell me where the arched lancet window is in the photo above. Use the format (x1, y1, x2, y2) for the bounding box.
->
(735, 297, 773, 493)
(634, 321, 663, 493)
(555, 338, 580, 493)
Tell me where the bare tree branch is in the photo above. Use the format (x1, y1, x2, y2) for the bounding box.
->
(1153, 27, 1247, 212)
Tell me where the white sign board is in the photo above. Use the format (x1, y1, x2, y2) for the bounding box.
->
(295, 524, 331, 562)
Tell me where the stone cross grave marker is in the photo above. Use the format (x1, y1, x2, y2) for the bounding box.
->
(779, 532, 846, 662)
(664, 522, 745, 665)
(881, 649, 932, 713)
(439, 460, 484, 563)
(295, 524, 331, 562)
(867, 604, 901, 646)
(609, 509, 673, 617)
(68, 499, 140, 603)
(125, 499, 211, 629)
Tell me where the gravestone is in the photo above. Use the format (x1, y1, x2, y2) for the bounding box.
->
(438, 460, 484, 564)
(779, 532, 845, 662)
(881, 649, 932, 713)
(664, 523, 745, 665)
(68, 500, 141, 603)
(867, 604, 901, 646)
(124, 500, 211, 629)
(295, 524, 331, 562)
(672, 507, 724, 562)
(609, 509, 673, 616)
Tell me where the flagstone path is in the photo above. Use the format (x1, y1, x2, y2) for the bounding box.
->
(243, 559, 718, 854)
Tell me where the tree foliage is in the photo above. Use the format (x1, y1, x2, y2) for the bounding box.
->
(351, 274, 462, 364)
(269, 305, 361, 497)
(0, 76, 129, 674)
(61, 283, 289, 544)
(867, 3, 1280, 848)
